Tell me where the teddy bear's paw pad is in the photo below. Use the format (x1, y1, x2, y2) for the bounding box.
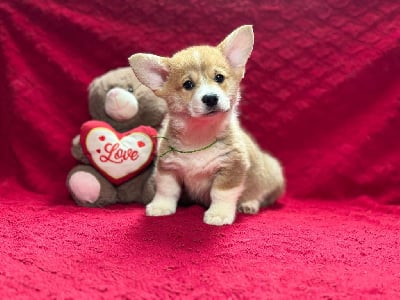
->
(105, 88, 138, 121)
(203, 208, 235, 226)
(238, 200, 260, 214)
(72, 135, 80, 146)
(69, 171, 101, 203)
(146, 201, 176, 217)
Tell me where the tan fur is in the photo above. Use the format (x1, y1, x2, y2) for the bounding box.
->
(129, 25, 285, 225)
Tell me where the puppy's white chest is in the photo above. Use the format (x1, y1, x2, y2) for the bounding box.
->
(159, 145, 227, 201)
(161, 145, 225, 175)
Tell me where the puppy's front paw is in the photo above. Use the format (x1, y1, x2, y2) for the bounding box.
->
(146, 201, 176, 217)
(203, 208, 235, 226)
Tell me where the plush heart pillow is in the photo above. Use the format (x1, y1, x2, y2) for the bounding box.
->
(80, 120, 157, 185)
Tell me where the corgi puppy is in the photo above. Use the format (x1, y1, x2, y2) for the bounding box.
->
(129, 25, 285, 226)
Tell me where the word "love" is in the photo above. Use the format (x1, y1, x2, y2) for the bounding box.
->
(99, 143, 139, 164)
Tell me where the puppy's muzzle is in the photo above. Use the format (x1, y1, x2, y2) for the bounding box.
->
(202, 94, 219, 108)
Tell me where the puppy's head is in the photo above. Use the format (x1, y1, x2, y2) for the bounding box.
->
(129, 25, 254, 118)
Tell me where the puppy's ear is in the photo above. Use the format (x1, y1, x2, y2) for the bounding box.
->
(129, 53, 169, 91)
(218, 25, 254, 68)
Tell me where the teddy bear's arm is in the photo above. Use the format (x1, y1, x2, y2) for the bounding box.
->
(71, 134, 90, 164)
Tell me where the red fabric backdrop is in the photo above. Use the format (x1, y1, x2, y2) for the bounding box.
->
(1, 0, 399, 298)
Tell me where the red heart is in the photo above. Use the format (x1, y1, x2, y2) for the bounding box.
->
(80, 120, 158, 185)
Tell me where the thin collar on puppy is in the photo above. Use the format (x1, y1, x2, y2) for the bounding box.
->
(156, 136, 218, 158)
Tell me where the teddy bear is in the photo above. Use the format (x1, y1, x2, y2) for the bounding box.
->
(66, 67, 167, 207)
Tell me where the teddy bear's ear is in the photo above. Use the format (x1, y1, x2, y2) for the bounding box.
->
(129, 53, 169, 91)
(217, 25, 254, 69)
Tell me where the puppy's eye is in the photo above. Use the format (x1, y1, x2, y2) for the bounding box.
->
(183, 80, 195, 90)
(127, 86, 134, 93)
(215, 74, 225, 83)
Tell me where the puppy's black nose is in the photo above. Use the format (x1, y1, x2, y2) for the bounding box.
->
(202, 94, 219, 107)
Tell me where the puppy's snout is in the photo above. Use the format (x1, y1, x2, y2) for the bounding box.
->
(202, 94, 219, 107)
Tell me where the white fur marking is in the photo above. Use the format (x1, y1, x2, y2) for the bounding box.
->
(190, 81, 230, 116)
(159, 131, 233, 203)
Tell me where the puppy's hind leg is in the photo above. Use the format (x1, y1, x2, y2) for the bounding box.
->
(261, 184, 285, 208)
(238, 185, 283, 215)
(238, 154, 285, 214)
(237, 199, 260, 214)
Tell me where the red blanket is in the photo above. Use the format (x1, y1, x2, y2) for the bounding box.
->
(1, 0, 399, 298)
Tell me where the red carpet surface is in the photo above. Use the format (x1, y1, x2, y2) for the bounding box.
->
(1, 0, 400, 298)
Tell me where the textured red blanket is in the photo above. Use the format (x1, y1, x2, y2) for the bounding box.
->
(1, 0, 399, 298)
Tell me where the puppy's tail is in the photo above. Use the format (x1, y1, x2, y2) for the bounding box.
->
(261, 154, 285, 207)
